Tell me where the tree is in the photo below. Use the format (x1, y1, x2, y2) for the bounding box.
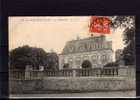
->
(104, 62, 119, 67)
(9, 45, 48, 70)
(9, 45, 32, 70)
(110, 16, 135, 65)
(45, 52, 59, 71)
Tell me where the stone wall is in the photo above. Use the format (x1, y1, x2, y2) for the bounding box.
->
(9, 66, 136, 94)
(10, 76, 135, 94)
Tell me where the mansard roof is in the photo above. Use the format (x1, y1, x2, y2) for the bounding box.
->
(61, 35, 112, 55)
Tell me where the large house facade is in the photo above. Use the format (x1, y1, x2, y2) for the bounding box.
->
(59, 35, 113, 69)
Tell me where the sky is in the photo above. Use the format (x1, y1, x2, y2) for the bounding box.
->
(9, 16, 125, 60)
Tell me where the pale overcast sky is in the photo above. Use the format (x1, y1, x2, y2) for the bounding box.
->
(9, 16, 125, 57)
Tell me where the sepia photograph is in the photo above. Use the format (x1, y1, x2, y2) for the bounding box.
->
(8, 16, 136, 98)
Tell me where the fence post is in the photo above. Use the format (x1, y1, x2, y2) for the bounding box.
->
(72, 69, 76, 77)
(118, 66, 128, 77)
(25, 65, 33, 80)
(38, 66, 44, 78)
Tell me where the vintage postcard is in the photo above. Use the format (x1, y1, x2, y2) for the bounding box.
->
(8, 16, 136, 98)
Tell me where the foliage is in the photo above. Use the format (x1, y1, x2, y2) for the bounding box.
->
(110, 16, 135, 65)
(9, 45, 59, 70)
(104, 62, 119, 67)
(45, 52, 59, 71)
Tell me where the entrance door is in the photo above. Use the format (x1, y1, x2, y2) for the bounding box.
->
(81, 60, 92, 68)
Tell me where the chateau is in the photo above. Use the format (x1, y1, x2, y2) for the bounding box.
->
(59, 35, 113, 69)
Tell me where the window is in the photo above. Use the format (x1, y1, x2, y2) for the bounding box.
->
(103, 55, 105, 59)
(92, 64, 97, 68)
(101, 54, 107, 63)
(75, 57, 81, 65)
(61, 59, 64, 64)
(63, 63, 69, 69)
(68, 58, 73, 67)
(83, 56, 88, 60)
(95, 44, 97, 49)
(98, 43, 101, 49)
(92, 55, 97, 62)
